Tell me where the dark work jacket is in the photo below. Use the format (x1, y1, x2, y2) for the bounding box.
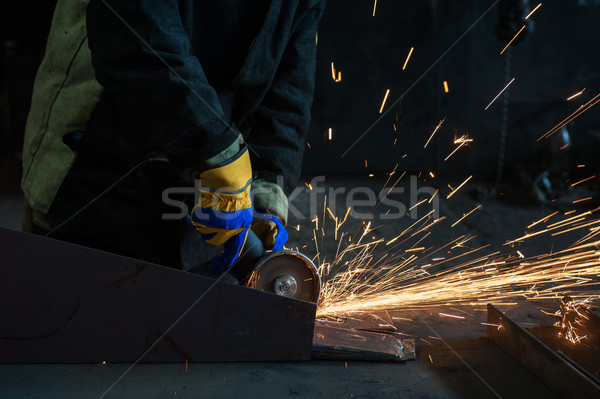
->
(84, 0, 326, 194)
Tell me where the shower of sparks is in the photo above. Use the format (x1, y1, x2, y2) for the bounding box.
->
(424, 118, 446, 148)
(567, 88, 585, 101)
(447, 175, 472, 199)
(538, 93, 600, 141)
(554, 296, 592, 344)
(485, 78, 515, 110)
(308, 3, 600, 332)
(402, 47, 415, 70)
(500, 25, 526, 54)
(525, 3, 542, 20)
(316, 207, 600, 318)
(379, 89, 391, 113)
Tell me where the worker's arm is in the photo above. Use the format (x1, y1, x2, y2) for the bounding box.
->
(248, 0, 327, 225)
(86, 0, 239, 170)
(87, 0, 252, 270)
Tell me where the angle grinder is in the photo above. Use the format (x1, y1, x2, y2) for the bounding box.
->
(230, 230, 321, 303)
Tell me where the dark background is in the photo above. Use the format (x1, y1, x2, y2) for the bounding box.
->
(1, 0, 599, 184)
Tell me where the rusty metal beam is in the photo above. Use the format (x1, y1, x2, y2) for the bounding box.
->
(487, 304, 600, 398)
(0, 227, 316, 363)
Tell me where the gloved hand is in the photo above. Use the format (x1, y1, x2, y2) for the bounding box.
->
(250, 208, 288, 251)
(186, 146, 253, 274)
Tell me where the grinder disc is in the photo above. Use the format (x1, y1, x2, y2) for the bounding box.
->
(250, 250, 320, 303)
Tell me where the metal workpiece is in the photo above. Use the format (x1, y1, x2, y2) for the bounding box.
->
(0, 227, 316, 363)
(487, 304, 600, 398)
(312, 323, 415, 362)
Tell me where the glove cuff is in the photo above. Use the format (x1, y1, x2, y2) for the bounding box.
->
(180, 133, 244, 183)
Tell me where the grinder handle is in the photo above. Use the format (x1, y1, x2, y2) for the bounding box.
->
(229, 228, 266, 281)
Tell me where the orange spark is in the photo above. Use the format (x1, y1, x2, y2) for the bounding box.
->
(539, 93, 600, 141)
(500, 25, 526, 54)
(527, 210, 558, 228)
(573, 197, 592, 204)
(567, 88, 585, 101)
(481, 323, 502, 330)
(379, 89, 391, 113)
(485, 78, 515, 110)
(451, 204, 482, 227)
(409, 198, 428, 211)
(571, 175, 596, 187)
(428, 189, 439, 204)
(447, 175, 473, 199)
(443, 80, 449, 93)
(525, 3, 542, 19)
(439, 313, 465, 319)
(444, 142, 466, 161)
(402, 47, 414, 70)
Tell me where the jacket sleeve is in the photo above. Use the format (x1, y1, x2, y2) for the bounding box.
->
(86, 0, 239, 170)
(248, 0, 326, 200)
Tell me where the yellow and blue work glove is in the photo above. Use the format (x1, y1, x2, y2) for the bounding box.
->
(186, 147, 253, 275)
(250, 208, 288, 251)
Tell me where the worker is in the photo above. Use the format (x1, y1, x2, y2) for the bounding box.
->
(21, 0, 326, 275)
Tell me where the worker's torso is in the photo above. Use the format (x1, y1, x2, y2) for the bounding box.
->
(22, 0, 311, 227)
